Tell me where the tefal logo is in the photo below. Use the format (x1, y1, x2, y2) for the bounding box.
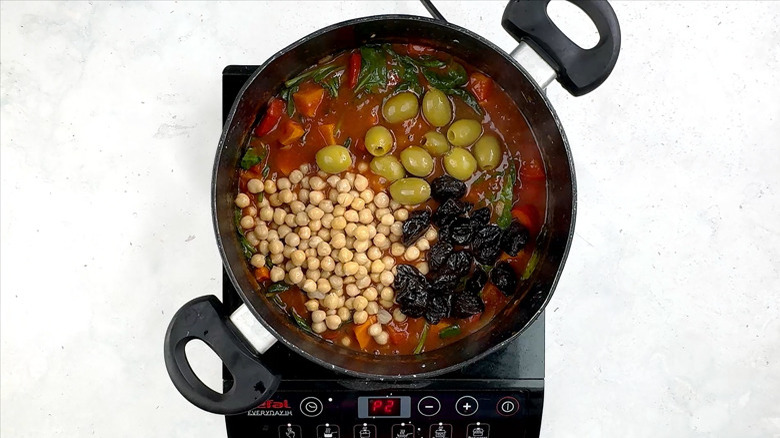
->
(256, 399, 292, 409)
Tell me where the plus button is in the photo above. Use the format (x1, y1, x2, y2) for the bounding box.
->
(455, 396, 479, 416)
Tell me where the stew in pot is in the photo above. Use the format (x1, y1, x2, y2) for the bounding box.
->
(233, 43, 546, 355)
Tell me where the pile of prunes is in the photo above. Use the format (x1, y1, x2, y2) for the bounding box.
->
(394, 175, 532, 324)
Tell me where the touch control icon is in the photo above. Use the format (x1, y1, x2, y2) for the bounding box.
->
(496, 396, 519, 416)
(300, 397, 324, 417)
(354, 424, 377, 438)
(317, 424, 340, 438)
(417, 396, 441, 416)
(391, 423, 415, 438)
(429, 423, 453, 438)
(279, 425, 302, 438)
(466, 423, 490, 438)
(455, 396, 479, 416)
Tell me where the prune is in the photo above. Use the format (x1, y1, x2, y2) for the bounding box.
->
(431, 198, 471, 228)
(441, 217, 472, 246)
(394, 264, 426, 292)
(464, 267, 488, 295)
(428, 241, 454, 272)
(402, 210, 431, 246)
(490, 261, 519, 296)
(431, 175, 467, 203)
(443, 250, 473, 277)
(425, 293, 452, 324)
(472, 224, 503, 264)
(429, 273, 460, 295)
(470, 207, 491, 232)
(451, 293, 485, 318)
(501, 220, 530, 256)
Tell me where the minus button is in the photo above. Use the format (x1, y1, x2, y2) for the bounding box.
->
(417, 396, 441, 417)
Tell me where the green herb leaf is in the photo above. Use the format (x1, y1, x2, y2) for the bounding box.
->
(285, 63, 341, 89)
(240, 148, 262, 170)
(271, 294, 284, 307)
(282, 85, 299, 117)
(438, 324, 462, 339)
(355, 46, 387, 94)
(413, 55, 446, 68)
(343, 137, 352, 148)
(522, 249, 540, 280)
(422, 62, 468, 90)
(239, 233, 256, 259)
(265, 256, 275, 269)
(291, 308, 316, 335)
(414, 323, 430, 354)
(262, 163, 270, 179)
(446, 87, 482, 115)
(266, 282, 291, 295)
(319, 76, 340, 98)
(480, 264, 494, 274)
(496, 160, 517, 229)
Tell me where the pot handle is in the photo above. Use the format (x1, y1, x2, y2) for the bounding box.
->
(502, 0, 621, 96)
(164, 295, 280, 414)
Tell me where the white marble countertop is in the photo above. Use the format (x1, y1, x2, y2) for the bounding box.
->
(1, 1, 779, 436)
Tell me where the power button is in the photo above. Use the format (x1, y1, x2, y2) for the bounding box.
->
(300, 397, 324, 417)
(496, 396, 519, 416)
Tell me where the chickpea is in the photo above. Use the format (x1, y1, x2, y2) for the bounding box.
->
(331, 232, 347, 250)
(416, 239, 430, 251)
(288, 267, 304, 284)
(337, 307, 351, 322)
(309, 176, 326, 191)
(298, 226, 312, 240)
(246, 232, 260, 247)
(269, 240, 284, 255)
(283, 232, 299, 247)
(391, 242, 405, 257)
(424, 227, 437, 241)
(345, 223, 358, 237)
(359, 209, 373, 224)
(259, 206, 273, 222)
(393, 308, 407, 322)
(390, 222, 403, 237)
(321, 214, 333, 229)
(370, 259, 386, 274)
(354, 253, 370, 266)
(270, 266, 285, 282)
(309, 322, 325, 334)
(272, 208, 286, 225)
(367, 246, 382, 261)
(344, 261, 360, 276)
(309, 191, 325, 205)
(284, 213, 296, 227)
(354, 239, 370, 253)
(249, 254, 265, 268)
(235, 193, 251, 208)
(359, 189, 374, 204)
(354, 225, 370, 241)
(239, 215, 254, 229)
(380, 271, 394, 286)
(381, 255, 395, 269)
(380, 287, 395, 302)
(307, 269, 321, 281)
(316, 145, 353, 174)
(344, 209, 359, 222)
(282, 246, 295, 259)
(316, 242, 331, 257)
(298, 189, 310, 203)
(269, 193, 283, 207)
(264, 179, 277, 194)
(363, 287, 378, 301)
(303, 299, 319, 312)
(312, 310, 327, 323)
(332, 216, 347, 230)
(329, 275, 343, 291)
(356, 275, 371, 289)
(270, 253, 284, 265)
(404, 246, 421, 261)
(258, 241, 269, 255)
(345, 284, 360, 297)
(353, 310, 369, 325)
(323, 314, 340, 330)
(368, 323, 383, 338)
(366, 301, 379, 315)
(380, 214, 395, 227)
(322, 293, 339, 310)
(373, 234, 389, 249)
(302, 280, 317, 294)
(276, 178, 290, 191)
(321, 256, 336, 272)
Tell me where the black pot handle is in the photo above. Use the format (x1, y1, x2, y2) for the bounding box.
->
(164, 295, 280, 414)
(502, 0, 621, 96)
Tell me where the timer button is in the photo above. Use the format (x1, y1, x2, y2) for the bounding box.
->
(455, 396, 479, 416)
(417, 396, 441, 417)
(300, 397, 324, 417)
(496, 396, 519, 416)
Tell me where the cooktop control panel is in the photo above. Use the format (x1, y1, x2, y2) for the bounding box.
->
(225, 388, 543, 437)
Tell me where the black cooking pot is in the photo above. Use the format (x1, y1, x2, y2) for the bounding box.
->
(164, 0, 620, 415)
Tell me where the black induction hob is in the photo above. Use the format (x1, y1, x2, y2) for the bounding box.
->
(221, 65, 544, 438)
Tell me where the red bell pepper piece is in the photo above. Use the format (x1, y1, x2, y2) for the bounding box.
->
(511, 204, 539, 233)
(347, 52, 361, 89)
(253, 98, 284, 136)
(468, 72, 494, 103)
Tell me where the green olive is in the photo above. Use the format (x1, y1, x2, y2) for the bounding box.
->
(382, 92, 419, 124)
(473, 135, 502, 170)
(388, 178, 432, 205)
(443, 147, 478, 181)
(447, 119, 483, 147)
(422, 88, 452, 127)
(369, 155, 406, 182)
(421, 131, 451, 156)
(316, 145, 352, 174)
(399, 146, 434, 177)
(364, 126, 394, 157)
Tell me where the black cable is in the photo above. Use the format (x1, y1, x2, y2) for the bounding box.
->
(420, 0, 447, 22)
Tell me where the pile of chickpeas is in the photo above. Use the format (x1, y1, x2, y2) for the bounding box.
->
(234, 163, 437, 348)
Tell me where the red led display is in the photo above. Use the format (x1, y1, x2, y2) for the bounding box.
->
(367, 398, 401, 416)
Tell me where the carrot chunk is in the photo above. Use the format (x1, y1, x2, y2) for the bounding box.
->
(278, 119, 305, 146)
(292, 86, 325, 118)
(468, 72, 494, 103)
(353, 315, 377, 350)
(318, 123, 337, 146)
